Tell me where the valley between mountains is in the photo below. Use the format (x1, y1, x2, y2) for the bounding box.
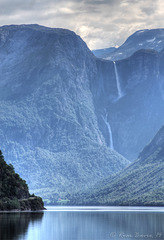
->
(0, 24, 163, 205)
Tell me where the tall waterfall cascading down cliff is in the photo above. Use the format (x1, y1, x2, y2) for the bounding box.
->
(94, 48, 164, 161)
(113, 61, 123, 99)
(1, 25, 164, 201)
(0, 24, 130, 201)
(102, 114, 114, 149)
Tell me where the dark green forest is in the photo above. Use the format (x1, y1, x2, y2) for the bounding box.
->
(0, 150, 44, 211)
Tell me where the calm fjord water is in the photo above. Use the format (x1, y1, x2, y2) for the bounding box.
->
(0, 206, 164, 240)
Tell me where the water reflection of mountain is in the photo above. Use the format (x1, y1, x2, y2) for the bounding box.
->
(0, 212, 43, 240)
(1, 210, 163, 240)
(44, 211, 164, 240)
(105, 211, 164, 238)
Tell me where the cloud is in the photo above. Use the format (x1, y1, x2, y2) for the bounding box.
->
(0, 0, 164, 49)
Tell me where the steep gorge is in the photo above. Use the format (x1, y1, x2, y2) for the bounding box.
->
(0, 25, 129, 201)
(93, 49, 164, 160)
(0, 25, 164, 201)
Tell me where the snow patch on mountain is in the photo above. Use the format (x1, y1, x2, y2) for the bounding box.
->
(147, 37, 156, 42)
(93, 28, 164, 61)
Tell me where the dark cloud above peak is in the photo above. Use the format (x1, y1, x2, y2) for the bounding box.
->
(0, 0, 163, 49)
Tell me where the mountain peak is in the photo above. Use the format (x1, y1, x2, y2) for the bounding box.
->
(0, 24, 76, 35)
(123, 28, 164, 46)
(0, 24, 129, 203)
(93, 28, 164, 60)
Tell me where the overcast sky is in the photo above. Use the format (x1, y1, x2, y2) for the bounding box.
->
(0, 0, 164, 50)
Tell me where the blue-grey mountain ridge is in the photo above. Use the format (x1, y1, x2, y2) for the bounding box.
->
(0, 25, 164, 203)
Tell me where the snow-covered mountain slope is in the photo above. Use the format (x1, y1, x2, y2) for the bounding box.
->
(93, 29, 164, 60)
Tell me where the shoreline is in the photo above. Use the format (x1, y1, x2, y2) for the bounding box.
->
(0, 208, 46, 213)
(45, 205, 164, 212)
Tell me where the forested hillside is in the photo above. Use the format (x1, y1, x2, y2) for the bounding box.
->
(69, 126, 164, 206)
(0, 150, 44, 210)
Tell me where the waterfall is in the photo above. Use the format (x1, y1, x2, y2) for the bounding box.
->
(113, 61, 123, 99)
(102, 114, 114, 149)
(157, 61, 164, 100)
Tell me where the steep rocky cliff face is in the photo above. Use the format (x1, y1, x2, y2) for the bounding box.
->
(0, 25, 129, 200)
(93, 49, 164, 160)
(1, 24, 164, 201)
